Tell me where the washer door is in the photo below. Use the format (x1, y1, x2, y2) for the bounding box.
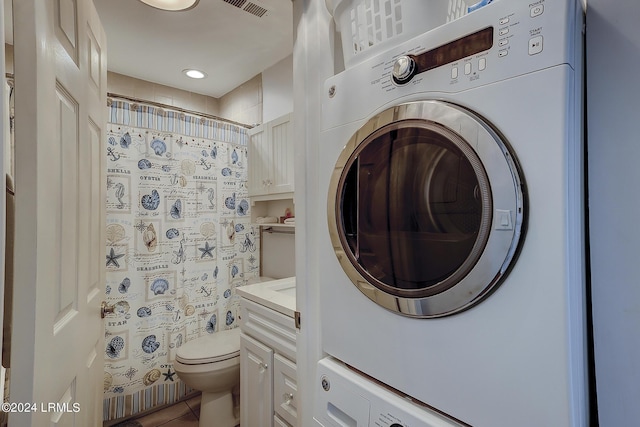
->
(327, 101, 526, 318)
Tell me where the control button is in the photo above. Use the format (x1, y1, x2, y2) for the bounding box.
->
(530, 4, 544, 17)
(464, 63, 472, 75)
(451, 67, 458, 79)
(499, 39, 509, 47)
(499, 49, 508, 57)
(529, 35, 543, 55)
(499, 17, 509, 25)
(478, 58, 486, 71)
(499, 27, 509, 36)
(495, 209, 513, 230)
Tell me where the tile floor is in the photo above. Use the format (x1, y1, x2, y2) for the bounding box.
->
(112, 394, 201, 427)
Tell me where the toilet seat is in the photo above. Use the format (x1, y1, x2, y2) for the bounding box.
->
(176, 328, 240, 365)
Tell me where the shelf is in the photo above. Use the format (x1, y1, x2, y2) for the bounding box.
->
(257, 222, 295, 228)
(250, 192, 294, 203)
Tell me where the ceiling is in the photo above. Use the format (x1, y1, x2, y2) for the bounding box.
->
(5, 0, 293, 98)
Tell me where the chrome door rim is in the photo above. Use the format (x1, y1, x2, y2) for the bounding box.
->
(326, 100, 526, 318)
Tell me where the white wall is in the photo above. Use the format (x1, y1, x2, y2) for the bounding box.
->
(219, 74, 262, 125)
(105, 54, 292, 128)
(293, 0, 335, 425)
(107, 71, 221, 116)
(262, 54, 293, 123)
(587, 1, 640, 425)
(261, 230, 296, 279)
(106, 70, 267, 128)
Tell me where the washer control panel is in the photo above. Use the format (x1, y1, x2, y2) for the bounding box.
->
(323, 0, 581, 132)
(391, 27, 494, 86)
(314, 358, 466, 427)
(363, 0, 571, 92)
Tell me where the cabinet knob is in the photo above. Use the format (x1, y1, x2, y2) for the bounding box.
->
(283, 392, 294, 405)
(259, 362, 268, 372)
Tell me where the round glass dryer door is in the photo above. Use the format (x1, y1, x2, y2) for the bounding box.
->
(327, 101, 526, 318)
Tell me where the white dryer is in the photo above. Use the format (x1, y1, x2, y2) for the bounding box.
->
(316, 0, 587, 426)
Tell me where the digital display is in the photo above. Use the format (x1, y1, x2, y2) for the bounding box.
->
(414, 27, 494, 73)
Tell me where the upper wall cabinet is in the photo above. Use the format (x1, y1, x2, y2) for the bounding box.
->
(248, 113, 294, 201)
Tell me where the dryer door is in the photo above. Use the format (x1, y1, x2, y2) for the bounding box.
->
(327, 100, 526, 318)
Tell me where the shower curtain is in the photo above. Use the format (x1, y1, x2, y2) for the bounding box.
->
(102, 98, 260, 421)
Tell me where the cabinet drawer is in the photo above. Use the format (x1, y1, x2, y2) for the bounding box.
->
(273, 353, 298, 426)
(240, 298, 296, 362)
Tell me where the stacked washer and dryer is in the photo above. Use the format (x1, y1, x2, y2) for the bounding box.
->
(313, 0, 587, 426)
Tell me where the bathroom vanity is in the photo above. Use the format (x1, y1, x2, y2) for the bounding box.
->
(237, 277, 297, 427)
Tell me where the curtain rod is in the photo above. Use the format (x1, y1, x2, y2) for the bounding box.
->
(4, 75, 247, 129)
(108, 93, 252, 129)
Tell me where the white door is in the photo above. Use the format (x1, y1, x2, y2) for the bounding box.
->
(11, 0, 107, 425)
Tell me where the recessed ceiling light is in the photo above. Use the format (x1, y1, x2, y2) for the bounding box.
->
(183, 69, 207, 79)
(138, 0, 200, 11)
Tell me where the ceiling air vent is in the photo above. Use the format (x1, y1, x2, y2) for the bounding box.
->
(221, 0, 268, 18)
(243, 2, 268, 17)
(222, 0, 246, 8)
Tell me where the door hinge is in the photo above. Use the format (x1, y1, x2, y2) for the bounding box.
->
(294, 311, 301, 329)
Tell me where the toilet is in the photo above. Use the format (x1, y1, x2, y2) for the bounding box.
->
(174, 328, 241, 427)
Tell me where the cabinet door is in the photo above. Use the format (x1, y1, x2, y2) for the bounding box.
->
(248, 123, 271, 197)
(274, 415, 293, 427)
(241, 333, 274, 427)
(273, 353, 298, 426)
(269, 113, 294, 195)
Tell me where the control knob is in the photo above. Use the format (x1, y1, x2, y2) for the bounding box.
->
(392, 55, 416, 85)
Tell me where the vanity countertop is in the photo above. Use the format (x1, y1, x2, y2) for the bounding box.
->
(236, 277, 296, 318)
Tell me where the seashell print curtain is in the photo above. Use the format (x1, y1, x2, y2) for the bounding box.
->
(102, 98, 260, 421)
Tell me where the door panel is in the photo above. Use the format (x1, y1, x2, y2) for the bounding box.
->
(55, 0, 79, 63)
(241, 333, 274, 427)
(55, 84, 79, 332)
(270, 114, 293, 194)
(248, 125, 268, 197)
(273, 353, 297, 426)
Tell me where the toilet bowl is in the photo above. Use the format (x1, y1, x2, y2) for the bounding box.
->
(174, 328, 241, 427)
